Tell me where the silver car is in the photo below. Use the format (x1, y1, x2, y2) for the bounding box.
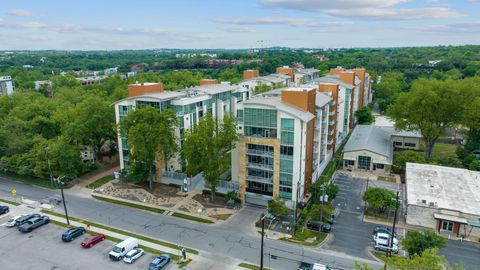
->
(5, 215, 28, 228)
(123, 248, 145, 263)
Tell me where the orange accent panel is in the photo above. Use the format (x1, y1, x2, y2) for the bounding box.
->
(276, 67, 294, 79)
(243, 70, 260, 80)
(128, 83, 164, 97)
(281, 89, 316, 114)
(199, 79, 218, 86)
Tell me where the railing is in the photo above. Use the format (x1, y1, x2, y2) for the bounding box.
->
(246, 175, 273, 183)
(205, 180, 238, 192)
(247, 149, 274, 156)
(162, 171, 187, 180)
(247, 162, 274, 171)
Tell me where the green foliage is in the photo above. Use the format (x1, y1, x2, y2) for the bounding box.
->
(218, 68, 242, 84)
(120, 107, 178, 188)
(226, 190, 241, 203)
(393, 150, 426, 174)
(182, 113, 237, 200)
(355, 107, 374, 124)
(254, 83, 272, 95)
(375, 72, 407, 112)
(268, 199, 289, 217)
(363, 187, 396, 213)
(401, 231, 447, 257)
(469, 160, 480, 171)
(86, 175, 114, 189)
(388, 78, 461, 160)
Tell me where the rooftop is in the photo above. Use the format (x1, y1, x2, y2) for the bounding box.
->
(130, 82, 162, 86)
(188, 83, 239, 95)
(242, 95, 315, 122)
(343, 125, 393, 163)
(314, 75, 354, 89)
(406, 163, 480, 216)
(378, 126, 422, 138)
(295, 68, 320, 75)
(113, 91, 186, 105)
(316, 92, 332, 108)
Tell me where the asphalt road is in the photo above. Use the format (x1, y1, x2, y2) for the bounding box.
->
(325, 172, 376, 259)
(439, 239, 480, 270)
(0, 213, 177, 270)
(0, 177, 383, 270)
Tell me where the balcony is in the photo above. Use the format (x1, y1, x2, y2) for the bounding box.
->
(329, 129, 335, 136)
(247, 149, 274, 157)
(247, 162, 274, 171)
(246, 175, 273, 184)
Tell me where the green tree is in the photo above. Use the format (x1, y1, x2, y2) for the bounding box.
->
(388, 79, 460, 160)
(401, 230, 447, 257)
(268, 199, 289, 217)
(393, 150, 426, 174)
(375, 72, 406, 112)
(469, 160, 480, 171)
(218, 68, 241, 84)
(120, 107, 178, 189)
(355, 107, 374, 124)
(363, 187, 396, 214)
(182, 113, 237, 201)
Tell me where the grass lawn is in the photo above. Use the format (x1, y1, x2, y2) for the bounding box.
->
(86, 175, 114, 189)
(0, 198, 20, 206)
(429, 143, 458, 160)
(364, 208, 395, 223)
(280, 228, 327, 247)
(171, 212, 214, 224)
(238, 263, 270, 270)
(377, 176, 396, 182)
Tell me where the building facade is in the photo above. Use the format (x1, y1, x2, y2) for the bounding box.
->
(406, 163, 480, 240)
(0, 76, 14, 95)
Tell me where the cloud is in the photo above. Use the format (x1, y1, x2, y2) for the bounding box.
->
(224, 26, 257, 33)
(216, 17, 318, 27)
(404, 22, 480, 33)
(19, 22, 46, 29)
(260, 0, 461, 20)
(7, 9, 33, 17)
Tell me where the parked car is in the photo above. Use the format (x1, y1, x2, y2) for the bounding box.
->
(5, 215, 28, 228)
(123, 248, 145, 263)
(0, 205, 9, 215)
(15, 214, 40, 227)
(372, 226, 396, 237)
(298, 262, 332, 270)
(374, 232, 398, 245)
(109, 237, 139, 260)
(306, 220, 331, 233)
(374, 233, 399, 254)
(62, 227, 86, 242)
(18, 215, 49, 233)
(81, 233, 106, 248)
(149, 254, 171, 270)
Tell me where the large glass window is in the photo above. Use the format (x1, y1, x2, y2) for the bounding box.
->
(441, 221, 454, 232)
(237, 109, 243, 121)
(119, 105, 132, 117)
(245, 126, 277, 138)
(281, 131, 294, 145)
(280, 159, 293, 173)
(281, 118, 294, 131)
(280, 173, 292, 186)
(244, 108, 277, 128)
(358, 156, 371, 170)
(280, 145, 294, 157)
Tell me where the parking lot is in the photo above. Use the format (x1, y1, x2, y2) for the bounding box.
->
(0, 211, 177, 270)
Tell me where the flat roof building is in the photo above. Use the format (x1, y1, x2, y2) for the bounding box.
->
(406, 163, 480, 240)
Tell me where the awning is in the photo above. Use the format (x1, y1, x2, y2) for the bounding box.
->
(434, 213, 468, 224)
(467, 220, 480, 228)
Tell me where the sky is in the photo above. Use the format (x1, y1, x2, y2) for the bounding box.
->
(0, 0, 479, 50)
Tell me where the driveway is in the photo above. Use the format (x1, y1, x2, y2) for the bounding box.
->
(323, 172, 377, 259)
(217, 205, 264, 236)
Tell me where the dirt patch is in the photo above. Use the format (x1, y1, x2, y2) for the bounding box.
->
(210, 214, 232, 220)
(140, 183, 181, 197)
(192, 194, 228, 209)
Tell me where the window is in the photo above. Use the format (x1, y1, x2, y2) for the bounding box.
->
(345, 160, 354, 166)
(280, 146, 294, 156)
(281, 131, 294, 145)
(279, 173, 292, 186)
(376, 163, 385, 169)
(358, 156, 371, 170)
(405, 143, 416, 147)
(245, 126, 277, 138)
(394, 141, 403, 146)
(244, 108, 277, 128)
(280, 159, 293, 173)
(441, 221, 454, 232)
(237, 109, 243, 121)
(281, 118, 294, 131)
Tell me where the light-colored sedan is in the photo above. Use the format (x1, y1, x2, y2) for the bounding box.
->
(5, 215, 28, 228)
(123, 248, 145, 264)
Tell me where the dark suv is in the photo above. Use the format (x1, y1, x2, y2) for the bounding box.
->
(18, 216, 49, 233)
(0, 205, 9, 215)
(306, 220, 331, 233)
(62, 227, 86, 242)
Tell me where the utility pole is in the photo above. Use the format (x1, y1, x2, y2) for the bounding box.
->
(57, 176, 70, 225)
(293, 179, 301, 235)
(386, 191, 399, 261)
(320, 184, 326, 223)
(260, 215, 265, 270)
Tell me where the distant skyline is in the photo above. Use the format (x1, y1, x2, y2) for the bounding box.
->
(0, 0, 479, 50)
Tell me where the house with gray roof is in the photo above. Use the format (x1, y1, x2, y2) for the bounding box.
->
(342, 125, 393, 174)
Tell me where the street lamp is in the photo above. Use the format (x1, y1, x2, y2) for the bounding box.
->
(55, 176, 70, 225)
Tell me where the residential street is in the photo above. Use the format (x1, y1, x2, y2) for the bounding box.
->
(0, 177, 382, 270)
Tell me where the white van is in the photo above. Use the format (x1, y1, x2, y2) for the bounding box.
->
(109, 238, 139, 261)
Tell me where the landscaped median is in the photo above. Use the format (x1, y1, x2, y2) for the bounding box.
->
(91, 193, 214, 224)
(41, 209, 199, 255)
(86, 175, 114, 189)
(0, 197, 20, 206)
(238, 262, 270, 270)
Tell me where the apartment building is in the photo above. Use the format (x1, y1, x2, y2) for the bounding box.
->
(114, 81, 250, 173)
(0, 76, 14, 95)
(239, 69, 291, 94)
(232, 86, 332, 206)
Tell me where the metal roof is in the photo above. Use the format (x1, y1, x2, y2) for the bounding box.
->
(112, 91, 186, 105)
(314, 75, 354, 89)
(343, 125, 393, 161)
(316, 92, 332, 108)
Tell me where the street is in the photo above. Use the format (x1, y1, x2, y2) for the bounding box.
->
(0, 177, 382, 270)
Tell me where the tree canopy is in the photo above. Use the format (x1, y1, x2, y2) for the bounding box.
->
(401, 230, 447, 257)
